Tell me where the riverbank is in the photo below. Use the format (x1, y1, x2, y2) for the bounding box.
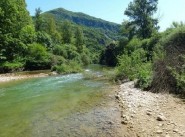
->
(0, 71, 51, 82)
(116, 81, 185, 137)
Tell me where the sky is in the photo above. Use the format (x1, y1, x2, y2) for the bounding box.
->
(25, 0, 185, 31)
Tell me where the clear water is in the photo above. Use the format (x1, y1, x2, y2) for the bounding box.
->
(0, 65, 121, 137)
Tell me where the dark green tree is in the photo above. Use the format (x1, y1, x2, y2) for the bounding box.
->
(61, 21, 72, 44)
(34, 8, 43, 32)
(100, 42, 117, 66)
(46, 16, 61, 44)
(0, 0, 33, 65)
(75, 27, 84, 53)
(124, 0, 159, 39)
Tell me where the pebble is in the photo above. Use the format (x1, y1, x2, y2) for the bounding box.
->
(146, 111, 152, 116)
(157, 114, 167, 121)
(121, 120, 128, 125)
(156, 130, 163, 134)
(173, 129, 178, 133)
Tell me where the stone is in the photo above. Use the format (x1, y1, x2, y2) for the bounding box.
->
(115, 94, 120, 100)
(157, 114, 167, 121)
(121, 120, 128, 125)
(146, 111, 152, 116)
(121, 115, 129, 125)
(51, 71, 58, 75)
(108, 121, 114, 125)
(173, 129, 178, 133)
(156, 130, 163, 134)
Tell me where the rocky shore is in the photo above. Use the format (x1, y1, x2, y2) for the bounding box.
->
(116, 81, 185, 137)
(0, 72, 50, 83)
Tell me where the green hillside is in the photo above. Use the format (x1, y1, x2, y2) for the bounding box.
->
(42, 8, 121, 49)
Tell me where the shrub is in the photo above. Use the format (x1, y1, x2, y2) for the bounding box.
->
(116, 49, 147, 80)
(151, 27, 185, 94)
(0, 61, 24, 73)
(136, 62, 153, 90)
(52, 61, 82, 74)
(25, 43, 51, 70)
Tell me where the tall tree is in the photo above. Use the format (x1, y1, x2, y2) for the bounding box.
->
(124, 0, 159, 39)
(61, 21, 72, 44)
(0, 0, 33, 63)
(34, 8, 43, 32)
(75, 27, 84, 53)
(46, 16, 61, 44)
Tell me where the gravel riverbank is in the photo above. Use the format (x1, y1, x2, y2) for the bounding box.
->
(116, 81, 185, 137)
(0, 72, 49, 82)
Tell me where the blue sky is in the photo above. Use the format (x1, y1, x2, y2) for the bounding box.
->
(25, 0, 185, 31)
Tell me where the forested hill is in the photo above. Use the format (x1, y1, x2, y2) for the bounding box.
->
(44, 8, 120, 33)
(39, 7, 121, 55)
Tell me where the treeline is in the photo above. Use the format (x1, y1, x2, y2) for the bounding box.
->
(101, 0, 185, 95)
(0, 0, 94, 74)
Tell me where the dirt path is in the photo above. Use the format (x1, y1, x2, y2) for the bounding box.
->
(116, 81, 185, 137)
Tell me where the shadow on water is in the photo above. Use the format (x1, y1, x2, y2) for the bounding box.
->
(0, 65, 124, 137)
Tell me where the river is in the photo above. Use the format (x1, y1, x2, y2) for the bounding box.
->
(0, 65, 125, 137)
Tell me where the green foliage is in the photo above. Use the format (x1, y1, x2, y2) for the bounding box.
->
(75, 27, 84, 53)
(0, 61, 24, 73)
(61, 21, 72, 44)
(52, 61, 82, 74)
(116, 48, 147, 80)
(25, 43, 51, 70)
(36, 31, 53, 49)
(46, 8, 120, 33)
(100, 42, 118, 66)
(125, 38, 142, 55)
(115, 36, 153, 89)
(169, 63, 185, 93)
(19, 25, 36, 44)
(0, 0, 33, 72)
(124, 0, 159, 38)
(42, 7, 120, 49)
(136, 63, 152, 90)
(151, 26, 185, 94)
(120, 21, 136, 40)
(34, 8, 43, 31)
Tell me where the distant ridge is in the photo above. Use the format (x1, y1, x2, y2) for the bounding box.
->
(44, 8, 120, 33)
(41, 7, 121, 50)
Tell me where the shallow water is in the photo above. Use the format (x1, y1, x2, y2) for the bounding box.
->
(0, 65, 123, 137)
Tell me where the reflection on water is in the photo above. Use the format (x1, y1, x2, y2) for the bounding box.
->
(0, 65, 122, 137)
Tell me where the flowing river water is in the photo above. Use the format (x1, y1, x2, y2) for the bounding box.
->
(0, 65, 125, 137)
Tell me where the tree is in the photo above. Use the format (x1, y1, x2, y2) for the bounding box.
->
(34, 8, 43, 32)
(46, 16, 61, 44)
(120, 20, 136, 40)
(124, 0, 159, 39)
(0, 0, 33, 64)
(100, 42, 117, 66)
(75, 26, 84, 53)
(61, 21, 72, 44)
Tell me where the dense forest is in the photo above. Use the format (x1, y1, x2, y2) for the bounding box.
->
(0, 0, 184, 95)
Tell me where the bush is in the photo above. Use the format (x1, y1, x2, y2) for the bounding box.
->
(52, 61, 82, 74)
(125, 37, 142, 55)
(25, 43, 51, 70)
(116, 49, 147, 79)
(136, 62, 153, 90)
(36, 31, 53, 50)
(0, 61, 24, 73)
(151, 27, 185, 94)
(116, 45, 153, 89)
(53, 45, 68, 58)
